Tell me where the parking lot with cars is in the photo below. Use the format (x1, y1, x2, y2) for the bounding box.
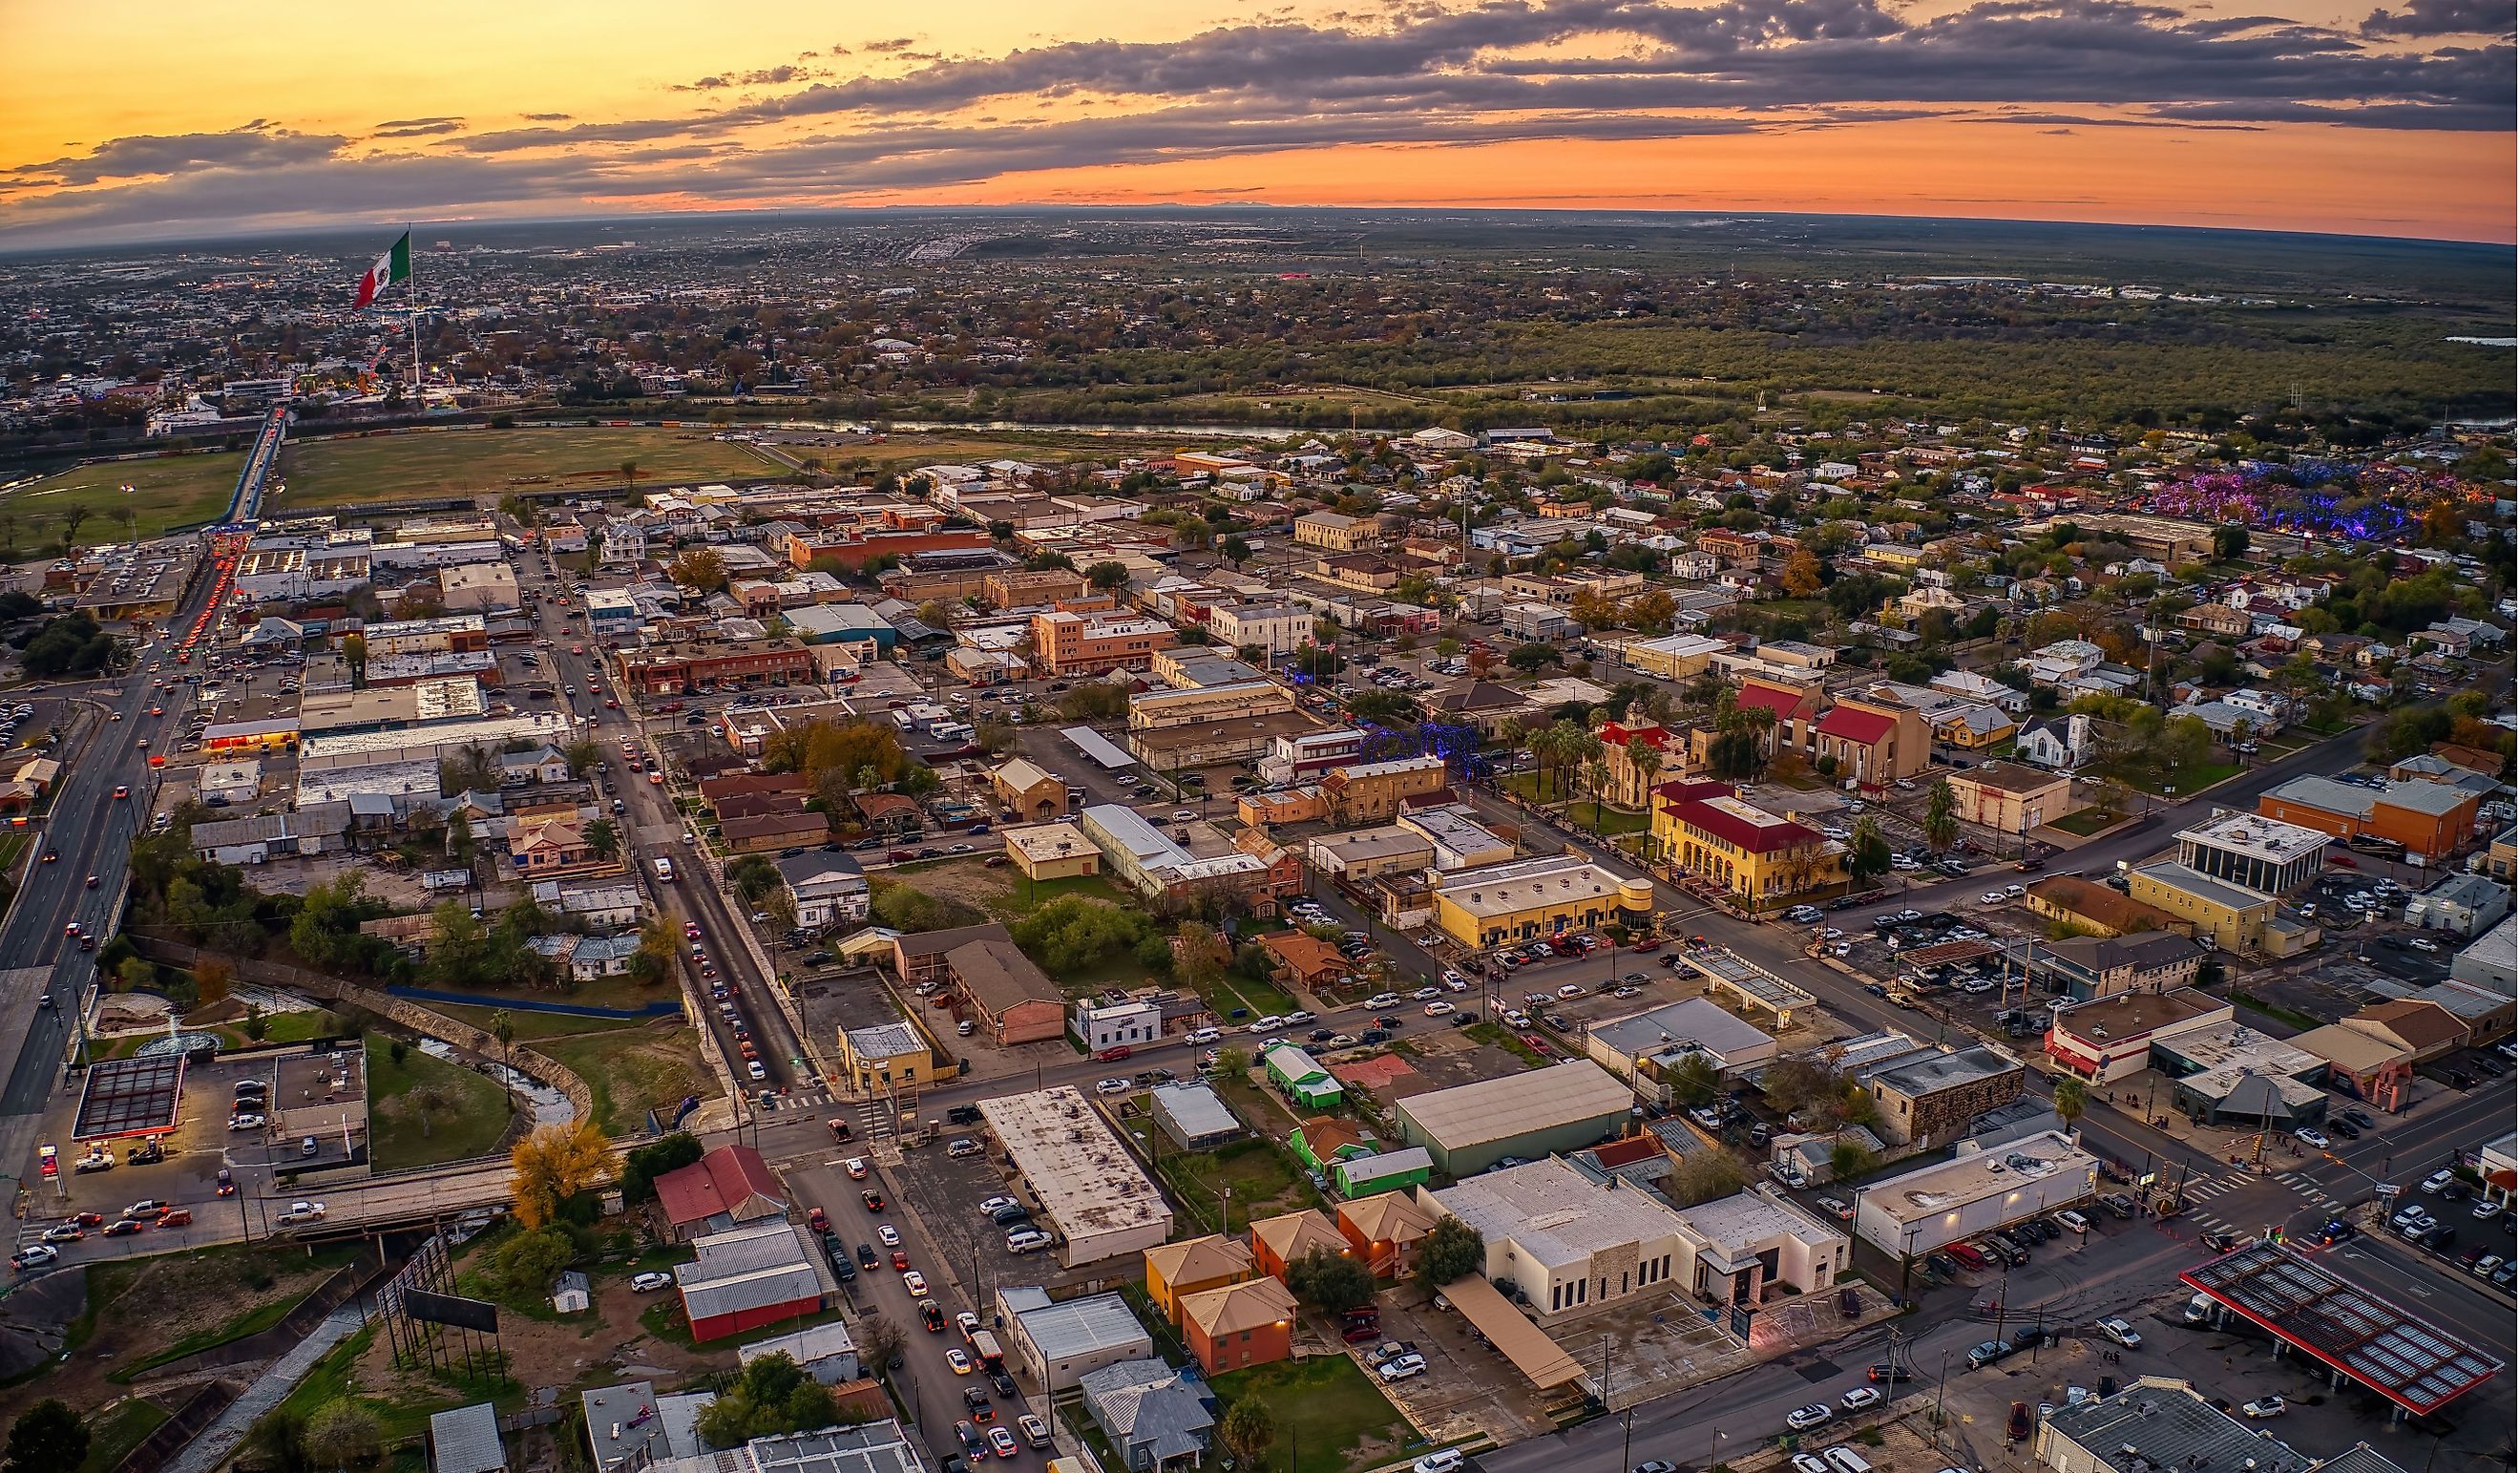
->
(2382, 1165, 2520, 1296)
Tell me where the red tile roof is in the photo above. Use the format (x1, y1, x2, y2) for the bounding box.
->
(1654, 780, 1821, 855)
(653, 1145, 787, 1229)
(1598, 721, 1671, 750)
(1816, 705, 1896, 745)
(1735, 686, 1807, 723)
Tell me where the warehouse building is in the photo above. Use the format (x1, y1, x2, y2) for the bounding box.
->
(1851, 1129, 2099, 1258)
(1396, 1060, 1634, 1175)
(672, 1221, 830, 1342)
(978, 1086, 1174, 1267)
(1584, 999, 1776, 1104)
(998, 1286, 1155, 1394)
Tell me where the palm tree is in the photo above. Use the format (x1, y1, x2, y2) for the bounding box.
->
(2052, 1076, 2088, 1131)
(490, 1009, 516, 1063)
(1584, 752, 1611, 832)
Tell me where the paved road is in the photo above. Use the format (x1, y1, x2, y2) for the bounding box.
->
(787, 1156, 1045, 1468)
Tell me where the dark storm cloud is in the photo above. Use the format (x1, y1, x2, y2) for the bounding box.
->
(370, 118, 466, 138)
(2361, 0, 2513, 35)
(8, 123, 346, 186)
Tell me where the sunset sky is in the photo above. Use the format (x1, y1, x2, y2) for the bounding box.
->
(0, 0, 2510, 247)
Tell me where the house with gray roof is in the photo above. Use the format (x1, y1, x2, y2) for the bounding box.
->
(1080, 1358, 1214, 1471)
(579, 1382, 714, 1473)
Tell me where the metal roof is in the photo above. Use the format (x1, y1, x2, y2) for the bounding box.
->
(74, 1054, 186, 1140)
(1061, 725, 1135, 769)
(2041, 1377, 2312, 1473)
(428, 1402, 507, 1473)
(2183, 1241, 2503, 1414)
(1397, 1060, 1631, 1151)
(1017, 1289, 1153, 1361)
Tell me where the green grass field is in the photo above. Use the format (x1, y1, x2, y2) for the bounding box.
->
(80, 1399, 170, 1473)
(0, 451, 242, 546)
(365, 1035, 517, 1169)
(1208, 1356, 1412, 1473)
(277, 428, 779, 507)
(534, 1028, 720, 1136)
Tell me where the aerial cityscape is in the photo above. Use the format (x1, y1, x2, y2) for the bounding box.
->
(0, 9, 2512, 1473)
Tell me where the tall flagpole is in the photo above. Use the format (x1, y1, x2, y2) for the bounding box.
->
(408, 224, 422, 410)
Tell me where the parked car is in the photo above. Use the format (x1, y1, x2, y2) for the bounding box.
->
(1786, 1404, 1834, 1432)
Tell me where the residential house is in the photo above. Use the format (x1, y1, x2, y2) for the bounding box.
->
(1178, 1277, 1296, 1375)
(1249, 1208, 1353, 1281)
(775, 851, 871, 929)
(652, 1145, 788, 1242)
(1337, 1191, 1438, 1279)
(2341, 998, 2471, 1063)
(1144, 1234, 1257, 1324)
(1079, 1359, 1213, 1473)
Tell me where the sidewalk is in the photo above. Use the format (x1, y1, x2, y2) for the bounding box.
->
(160, 1303, 364, 1473)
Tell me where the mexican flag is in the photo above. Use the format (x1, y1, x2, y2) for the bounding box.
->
(353, 231, 410, 309)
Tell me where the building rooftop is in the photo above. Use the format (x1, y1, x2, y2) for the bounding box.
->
(1864, 1044, 2020, 1097)
(1956, 760, 2069, 795)
(1148, 1082, 1240, 1141)
(2132, 861, 2275, 914)
(1398, 1060, 1632, 1151)
(2041, 1377, 2313, 1473)
(976, 1086, 1171, 1245)
(1679, 1188, 1846, 1254)
(1014, 1289, 1149, 1361)
(428, 1403, 506, 1473)
(1432, 1156, 1692, 1271)
(741, 1421, 928, 1473)
(1855, 1130, 2097, 1227)
(1432, 854, 1644, 921)
(2050, 986, 2229, 1046)
(1588, 998, 1774, 1063)
(2185, 1241, 2503, 1414)
(2180, 810, 2332, 864)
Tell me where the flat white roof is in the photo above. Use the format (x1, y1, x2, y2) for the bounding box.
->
(2180, 810, 2330, 864)
(1855, 1129, 2097, 1227)
(1434, 854, 1640, 920)
(976, 1086, 1171, 1247)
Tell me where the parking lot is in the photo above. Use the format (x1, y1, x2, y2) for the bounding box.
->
(878, 1112, 1064, 1303)
(2374, 1169, 2519, 1297)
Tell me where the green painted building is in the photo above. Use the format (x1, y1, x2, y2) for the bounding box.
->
(1263, 1043, 1344, 1111)
(1331, 1147, 1433, 1199)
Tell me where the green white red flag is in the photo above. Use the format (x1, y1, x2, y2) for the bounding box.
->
(353, 231, 410, 309)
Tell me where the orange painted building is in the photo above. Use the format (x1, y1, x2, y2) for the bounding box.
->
(1178, 1277, 1296, 1375)
(1029, 609, 1178, 675)
(2258, 776, 2481, 862)
(785, 527, 993, 571)
(1248, 1209, 1352, 1281)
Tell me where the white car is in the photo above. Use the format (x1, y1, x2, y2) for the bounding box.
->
(2239, 1397, 2286, 1419)
(946, 1348, 973, 1375)
(1786, 1404, 1834, 1432)
(877, 1225, 902, 1247)
(1365, 993, 1403, 1010)
(2004, 885, 2026, 898)
(1283, 1010, 1316, 1026)
(1376, 1355, 1426, 1383)
(1423, 1000, 1456, 1017)
(1183, 1027, 1220, 1045)
(2293, 1127, 2331, 1149)
(1412, 986, 1441, 1000)
(10, 1245, 58, 1271)
(1840, 1386, 1883, 1411)
(1414, 1453, 1465, 1473)
(2095, 1317, 2141, 1349)
(1557, 983, 1585, 999)
(1096, 1078, 1131, 1095)
(1248, 1016, 1285, 1034)
(2424, 1169, 2456, 1192)
(630, 1271, 673, 1293)
(2408, 937, 2440, 953)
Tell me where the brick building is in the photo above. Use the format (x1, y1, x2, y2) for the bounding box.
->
(613, 639, 817, 696)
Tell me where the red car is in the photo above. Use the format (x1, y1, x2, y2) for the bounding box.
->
(1095, 1045, 1133, 1063)
(808, 1207, 830, 1234)
(891, 1250, 911, 1272)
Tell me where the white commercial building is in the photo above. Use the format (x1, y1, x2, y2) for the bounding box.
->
(976, 1086, 1173, 1268)
(1425, 1157, 1693, 1321)
(1851, 1129, 2099, 1259)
